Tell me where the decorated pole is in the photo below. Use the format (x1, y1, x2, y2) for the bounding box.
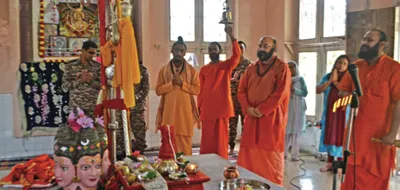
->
(98, 0, 141, 166)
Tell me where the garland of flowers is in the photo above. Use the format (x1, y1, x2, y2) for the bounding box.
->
(49, 0, 59, 57)
(50, 0, 58, 25)
(39, 0, 45, 58)
(38, 0, 70, 60)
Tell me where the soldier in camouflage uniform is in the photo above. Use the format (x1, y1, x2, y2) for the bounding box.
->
(62, 40, 100, 117)
(130, 61, 149, 154)
(229, 41, 251, 154)
(116, 61, 149, 159)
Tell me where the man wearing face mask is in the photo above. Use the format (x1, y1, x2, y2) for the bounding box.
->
(236, 36, 291, 186)
(155, 36, 200, 155)
(337, 30, 400, 190)
(198, 25, 240, 159)
(62, 40, 101, 117)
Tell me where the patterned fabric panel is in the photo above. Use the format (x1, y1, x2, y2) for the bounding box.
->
(19, 62, 69, 131)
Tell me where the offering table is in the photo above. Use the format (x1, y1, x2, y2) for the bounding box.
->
(184, 154, 283, 190)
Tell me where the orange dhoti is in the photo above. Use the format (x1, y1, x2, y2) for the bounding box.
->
(341, 165, 391, 190)
(236, 56, 291, 187)
(200, 118, 229, 159)
(237, 147, 284, 185)
(175, 135, 193, 156)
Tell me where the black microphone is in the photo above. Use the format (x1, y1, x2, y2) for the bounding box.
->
(347, 64, 363, 96)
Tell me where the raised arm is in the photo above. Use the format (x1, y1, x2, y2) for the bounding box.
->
(294, 77, 308, 97)
(155, 67, 174, 96)
(256, 63, 291, 116)
(181, 67, 200, 95)
(221, 26, 240, 71)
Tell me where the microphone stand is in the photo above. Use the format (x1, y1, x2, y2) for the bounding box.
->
(332, 91, 359, 190)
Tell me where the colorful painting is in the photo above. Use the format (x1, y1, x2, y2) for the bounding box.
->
(38, 0, 99, 58)
(58, 2, 98, 38)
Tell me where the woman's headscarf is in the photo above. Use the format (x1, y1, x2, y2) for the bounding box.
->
(288, 61, 300, 77)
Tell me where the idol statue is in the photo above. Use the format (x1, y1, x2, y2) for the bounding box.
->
(53, 125, 80, 190)
(53, 108, 105, 190)
(75, 126, 102, 189)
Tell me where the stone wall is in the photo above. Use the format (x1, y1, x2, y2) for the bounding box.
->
(346, 7, 396, 62)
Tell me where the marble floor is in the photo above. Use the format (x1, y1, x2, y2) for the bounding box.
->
(283, 154, 400, 190)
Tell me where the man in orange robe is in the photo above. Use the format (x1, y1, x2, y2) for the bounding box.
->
(155, 37, 201, 155)
(198, 25, 240, 159)
(337, 29, 400, 190)
(237, 36, 291, 186)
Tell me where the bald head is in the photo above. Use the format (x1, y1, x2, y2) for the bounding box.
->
(257, 36, 277, 62)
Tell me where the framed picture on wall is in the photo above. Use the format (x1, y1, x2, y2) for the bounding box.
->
(68, 38, 89, 53)
(44, 24, 58, 40)
(49, 36, 67, 57)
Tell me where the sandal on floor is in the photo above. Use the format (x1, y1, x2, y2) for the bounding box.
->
(320, 163, 332, 172)
(292, 157, 300, 162)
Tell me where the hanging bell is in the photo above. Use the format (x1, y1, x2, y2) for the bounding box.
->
(219, 0, 233, 25)
(219, 9, 233, 25)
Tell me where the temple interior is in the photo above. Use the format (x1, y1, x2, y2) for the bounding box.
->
(0, 0, 400, 189)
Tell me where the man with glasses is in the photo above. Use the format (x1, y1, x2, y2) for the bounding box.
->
(62, 40, 101, 117)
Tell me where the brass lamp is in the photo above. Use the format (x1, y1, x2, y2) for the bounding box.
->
(219, 0, 233, 25)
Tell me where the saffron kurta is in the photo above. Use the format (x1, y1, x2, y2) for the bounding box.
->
(237, 57, 291, 186)
(156, 62, 200, 155)
(198, 40, 240, 159)
(338, 55, 400, 190)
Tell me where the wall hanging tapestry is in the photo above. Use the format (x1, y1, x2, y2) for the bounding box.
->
(18, 61, 69, 136)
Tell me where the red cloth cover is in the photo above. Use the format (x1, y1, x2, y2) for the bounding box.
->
(158, 125, 177, 160)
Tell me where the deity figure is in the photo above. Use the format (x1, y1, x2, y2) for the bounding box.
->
(96, 125, 111, 178)
(54, 108, 105, 189)
(53, 125, 80, 190)
(75, 127, 102, 189)
(60, 1, 96, 37)
(67, 2, 87, 32)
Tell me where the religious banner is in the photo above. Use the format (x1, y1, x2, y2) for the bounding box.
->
(18, 61, 69, 136)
